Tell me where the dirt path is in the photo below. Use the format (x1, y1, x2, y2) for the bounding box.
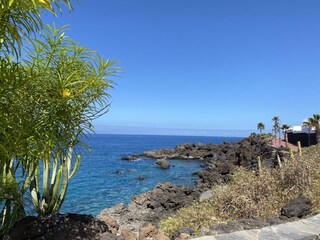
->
(271, 138, 298, 152)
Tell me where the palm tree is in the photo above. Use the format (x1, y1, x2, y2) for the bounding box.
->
(257, 122, 265, 134)
(306, 114, 320, 144)
(303, 121, 312, 146)
(272, 116, 281, 143)
(281, 124, 290, 145)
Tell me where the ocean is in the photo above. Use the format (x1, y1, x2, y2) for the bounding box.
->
(61, 134, 243, 216)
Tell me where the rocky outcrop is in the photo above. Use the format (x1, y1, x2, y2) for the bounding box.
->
(139, 223, 158, 240)
(156, 158, 170, 169)
(280, 196, 312, 220)
(124, 134, 278, 163)
(121, 155, 143, 161)
(98, 183, 200, 235)
(8, 213, 115, 240)
(195, 134, 285, 189)
(123, 134, 282, 190)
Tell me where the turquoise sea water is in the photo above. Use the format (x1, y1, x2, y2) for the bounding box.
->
(61, 134, 243, 216)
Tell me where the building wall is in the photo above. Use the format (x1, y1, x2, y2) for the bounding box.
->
(287, 132, 317, 147)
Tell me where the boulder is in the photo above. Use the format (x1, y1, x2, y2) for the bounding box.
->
(9, 213, 112, 240)
(156, 158, 170, 169)
(121, 228, 137, 240)
(138, 223, 158, 240)
(175, 232, 191, 239)
(199, 227, 211, 236)
(98, 214, 119, 234)
(173, 228, 194, 239)
(280, 196, 312, 219)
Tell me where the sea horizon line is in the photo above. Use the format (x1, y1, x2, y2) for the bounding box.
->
(93, 125, 273, 138)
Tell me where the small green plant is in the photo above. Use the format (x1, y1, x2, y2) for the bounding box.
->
(289, 148, 294, 159)
(257, 156, 262, 175)
(297, 141, 302, 156)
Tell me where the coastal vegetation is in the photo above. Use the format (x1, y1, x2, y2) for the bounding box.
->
(159, 143, 320, 237)
(0, 0, 118, 237)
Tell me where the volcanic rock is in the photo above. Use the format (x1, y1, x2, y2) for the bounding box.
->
(156, 158, 170, 169)
(98, 183, 200, 234)
(280, 196, 312, 219)
(9, 213, 112, 240)
(138, 223, 158, 240)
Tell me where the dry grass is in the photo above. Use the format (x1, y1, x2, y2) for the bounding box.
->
(160, 144, 320, 237)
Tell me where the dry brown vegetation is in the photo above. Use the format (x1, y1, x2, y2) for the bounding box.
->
(160, 144, 320, 237)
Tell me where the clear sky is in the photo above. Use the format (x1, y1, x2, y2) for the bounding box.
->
(43, 0, 320, 136)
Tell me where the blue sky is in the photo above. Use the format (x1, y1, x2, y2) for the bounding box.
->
(43, 0, 320, 136)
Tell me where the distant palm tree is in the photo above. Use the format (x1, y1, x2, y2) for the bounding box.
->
(272, 116, 280, 143)
(281, 124, 290, 145)
(257, 122, 265, 134)
(306, 114, 320, 144)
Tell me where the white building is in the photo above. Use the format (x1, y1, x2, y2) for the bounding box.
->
(288, 125, 315, 134)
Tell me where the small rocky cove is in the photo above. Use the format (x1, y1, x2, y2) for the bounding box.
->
(9, 134, 312, 240)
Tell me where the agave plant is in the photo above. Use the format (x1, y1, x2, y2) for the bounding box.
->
(26, 149, 81, 215)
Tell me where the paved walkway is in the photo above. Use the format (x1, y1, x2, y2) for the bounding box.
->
(193, 214, 320, 240)
(271, 138, 298, 152)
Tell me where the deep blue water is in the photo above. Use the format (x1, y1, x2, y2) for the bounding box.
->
(61, 134, 242, 216)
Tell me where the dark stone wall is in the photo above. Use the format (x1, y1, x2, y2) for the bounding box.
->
(287, 132, 317, 147)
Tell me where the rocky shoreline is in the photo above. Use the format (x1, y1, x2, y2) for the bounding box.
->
(94, 134, 303, 239)
(9, 134, 308, 240)
(122, 133, 283, 189)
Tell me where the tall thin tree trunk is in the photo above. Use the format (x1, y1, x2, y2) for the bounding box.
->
(308, 127, 311, 146)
